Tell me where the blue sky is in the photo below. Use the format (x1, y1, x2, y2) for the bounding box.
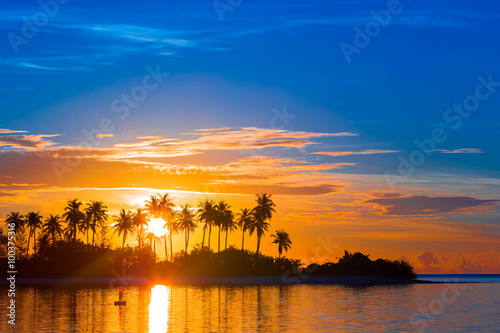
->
(0, 0, 499, 270)
(2, 0, 499, 173)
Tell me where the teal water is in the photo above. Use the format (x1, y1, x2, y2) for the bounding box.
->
(1, 278, 499, 332)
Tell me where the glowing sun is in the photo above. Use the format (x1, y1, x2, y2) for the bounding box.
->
(147, 218, 168, 237)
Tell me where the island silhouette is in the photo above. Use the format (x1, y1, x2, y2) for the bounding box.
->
(1, 193, 416, 282)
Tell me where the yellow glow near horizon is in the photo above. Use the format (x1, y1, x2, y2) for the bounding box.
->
(147, 218, 168, 237)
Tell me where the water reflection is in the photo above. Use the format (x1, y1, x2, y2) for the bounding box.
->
(148, 285, 171, 333)
(1, 283, 498, 332)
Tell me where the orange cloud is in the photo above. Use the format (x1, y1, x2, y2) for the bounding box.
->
(0, 128, 28, 134)
(95, 133, 114, 138)
(0, 134, 60, 150)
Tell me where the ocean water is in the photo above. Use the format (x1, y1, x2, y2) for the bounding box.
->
(418, 274, 500, 283)
(1, 277, 499, 332)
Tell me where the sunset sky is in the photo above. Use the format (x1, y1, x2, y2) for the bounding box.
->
(1, 0, 499, 273)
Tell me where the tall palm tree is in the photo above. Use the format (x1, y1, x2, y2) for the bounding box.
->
(5, 212, 24, 234)
(158, 193, 175, 261)
(112, 209, 135, 248)
(62, 199, 84, 242)
(164, 218, 179, 262)
(215, 201, 230, 252)
(25, 212, 43, 258)
(236, 208, 254, 250)
(250, 193, 276, 255)
(221, 209, 235, 250)
(145, 195, 161, 218)
(198, 199, 215, 250)
(82, 210, 92, 244)
(176, 204, 197, 252)
(43, 214, 63, 244)
(85, 201, 108, 246)
(270, 229, 292, 259)
(133, 208, 148, 248)
(145, 230, 161, 259)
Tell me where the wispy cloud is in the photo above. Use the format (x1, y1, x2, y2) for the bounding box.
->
(96, 134, 114, 138)
(365, 195, 499, 216)
(0, 128, 27, 134)
(0, 134, 60, 150)
(431, 148, 484, 154)
(312, 149, 399, 157)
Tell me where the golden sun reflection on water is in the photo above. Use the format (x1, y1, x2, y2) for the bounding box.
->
(148, 285, 171, 333)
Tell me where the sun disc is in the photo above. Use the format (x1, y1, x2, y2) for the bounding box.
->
(147, 218, 168, 237)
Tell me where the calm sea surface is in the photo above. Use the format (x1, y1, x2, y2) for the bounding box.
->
(1, 275, 499, 332)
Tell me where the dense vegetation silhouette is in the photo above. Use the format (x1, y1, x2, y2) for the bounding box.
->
(1, 192, 416, 280)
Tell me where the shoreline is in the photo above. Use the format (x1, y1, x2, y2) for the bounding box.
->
(1, 275, 441, 287)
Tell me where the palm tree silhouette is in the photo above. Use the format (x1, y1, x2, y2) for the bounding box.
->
(250, 193, 276, 255)
(6, 212, 24, 234)
(145, 230, 161, 258)
(221, 208, 235, 250)
(158, 193, 176, 261)
(270, 229, 292, 259)
(176, 204, 197, 252)
(62, 199, 84, 242)
(133, 208, 148, 249)
(164, 218, 179, 262)
(113, 209, 135, 248)
(85, 201, 108, 246)
(43, 214, 63, 244)
(82, 210, 92, 244)
(198, 199, 215, 250)
(215, 201, 230, 252)
(236, 208, 254, 250)
(145, 195, 161, 218)
(25, 211, 43, 258)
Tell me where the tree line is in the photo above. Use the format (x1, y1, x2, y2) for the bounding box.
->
(2, 193, 292, 261)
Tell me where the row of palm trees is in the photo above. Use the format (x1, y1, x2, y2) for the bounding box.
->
(5, 200, 108, 258)
(113, 193, 288, 260)
(4, 193, 293, 260)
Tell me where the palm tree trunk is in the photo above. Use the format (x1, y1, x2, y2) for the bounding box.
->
(202, 224, 206, 248)
(164, 234, 167, 261)
(208, 225, 211, 251)
(92, 226, 95, 246)
(225, 230, 228, 250)
(86, 230, 89, 245)
(27, 231, 31, 259)
(185, 230, 188, 252)
(218, 226, 221, 252)
(241, 231, 245, 250)
(33, 231, 37, 257)
(170, 233, 173, 262)
(256, 237, 260, 255)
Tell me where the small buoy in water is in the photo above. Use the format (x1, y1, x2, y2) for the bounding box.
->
(114, 286, 127, 306)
